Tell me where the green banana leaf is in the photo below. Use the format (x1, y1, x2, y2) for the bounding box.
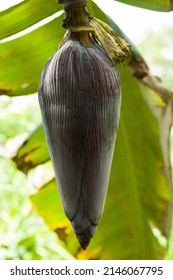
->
(114, 0, 173, 11)
(0, 14, 64, 96)
(1, 0, 172, 259)
(13, 125, 49, 173)
(0, 0, 61, 40)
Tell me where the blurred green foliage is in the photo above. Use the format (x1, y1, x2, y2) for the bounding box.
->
(0, 96, 74, 260)
(138, 27, 173, 260)
(139, 26, 173, 259)
(139, 28, 173, 90)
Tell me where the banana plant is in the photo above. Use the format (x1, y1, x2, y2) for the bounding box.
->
(0, 0, 173, 259)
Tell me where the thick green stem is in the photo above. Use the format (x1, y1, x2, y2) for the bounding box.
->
(58, 0, 91, 30)
(58, 0, 93, 47)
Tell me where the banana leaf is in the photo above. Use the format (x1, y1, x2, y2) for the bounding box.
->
(0, 14, 64, 96)
(114, 0, 173, 11)
(0, 0, 61, 40)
